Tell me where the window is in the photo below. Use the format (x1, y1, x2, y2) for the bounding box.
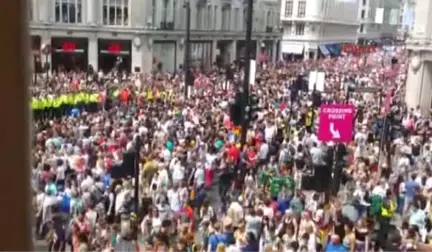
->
(55, 0, 82, 23)
(295, 23, 305, 35)
(213, 6, 217, 29)
(152, 0, 156, 27)
(196, 5, 204, 29)
(266, 11, 271, 27)
(163, 0, 175, 26)
(234, 8, 239, 30)
(28, 0, 33, 21)
(359, 24, 364, 33)
(362, 0, 367, 6)
(207, 5, 212, 29)
(297, 1, 306, 17)
(221, 4, 231, 31)
(102, 0, 129, 26)
(285, 1, 293, 17)
(243, 7, 247, 30)
(285, 23, 292, 35)
(361, 10, 365, 19)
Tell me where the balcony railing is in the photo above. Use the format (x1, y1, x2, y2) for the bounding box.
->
(159, 22, 175, 30)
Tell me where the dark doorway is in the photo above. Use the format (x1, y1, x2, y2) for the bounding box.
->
(31, 36, 42, 73)
(97, 39, 132, 73)
(51, 37, 88, 72)
(236, 40, 257, 61)
(216, 40, 232, 67)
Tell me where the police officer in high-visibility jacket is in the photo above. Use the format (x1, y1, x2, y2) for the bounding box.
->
(305, 108, 314, 133)
(377, 190, 396, 243)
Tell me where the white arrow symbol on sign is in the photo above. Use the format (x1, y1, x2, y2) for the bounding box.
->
(330, 123, 340, 139)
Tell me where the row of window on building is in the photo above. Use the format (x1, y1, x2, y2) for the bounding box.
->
(284, 0, 307, 18)
(29, 0, 280, 32)
(283, 23, 306, 36)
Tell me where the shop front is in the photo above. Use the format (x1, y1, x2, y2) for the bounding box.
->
(216, 40, 233, 67)
(152, 41, 177, 73)
(190, 41, 213, 70)
(51, 37, 88, 71)
(258, 40, 274, 63)
(98, 39, 132, 73)
(280, 41, 304, 61)
(236, 40, 257, 61)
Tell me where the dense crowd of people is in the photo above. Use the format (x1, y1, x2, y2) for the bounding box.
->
(32, 47, 432, 252)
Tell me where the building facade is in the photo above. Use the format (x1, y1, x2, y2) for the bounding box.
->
(356, 0, 401, 44)
(405, 0, 432, 112)
(29, 0, 281, 73)
(279, 0, 359, 60)
(397, 0, 415, 40)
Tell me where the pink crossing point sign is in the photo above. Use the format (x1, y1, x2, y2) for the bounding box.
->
(318, 104, 355, 142)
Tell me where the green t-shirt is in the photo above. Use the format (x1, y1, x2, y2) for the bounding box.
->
(259, 171, 272, 186)
(370, 194, 382, 216)
(269, 176, 295, 198)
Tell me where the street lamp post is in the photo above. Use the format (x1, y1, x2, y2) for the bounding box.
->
(134, 136, 142, 214)
(183, 1, 191, 98)
(239, 0, 254, 147)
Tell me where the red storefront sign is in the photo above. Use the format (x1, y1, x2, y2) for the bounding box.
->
(342, 44, 376, 54)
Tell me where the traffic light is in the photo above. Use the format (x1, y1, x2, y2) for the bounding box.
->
(247, 94, 260, 121)
(331, 143, 348, 196)
(230, 92, 243, 126)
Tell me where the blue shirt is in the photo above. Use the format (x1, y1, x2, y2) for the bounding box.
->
(61, 194, 71, 213)
(325, 242, 348, 252)
(104, 174, 111, 189)
(208, 234, 227, 252)
(405, 180, 419, 198)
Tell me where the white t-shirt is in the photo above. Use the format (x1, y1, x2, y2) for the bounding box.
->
(425, 177, 432, 190)
(264, 125, 277, 142)
(262, 206, 274, 219)
(194, 168, 205, 186)
(372, 185, 386, 198)
(171, 164, 185, 183)
(56, 165, 66, 180)
(81, 176, 94, 191)
(167, 189, 181, 212)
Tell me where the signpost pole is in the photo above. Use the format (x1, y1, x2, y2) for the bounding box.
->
(134, 136, 141, 214)
(183, 1, 191, 99)
(240, 0, 254, 148)
(33, 55, 37, 85)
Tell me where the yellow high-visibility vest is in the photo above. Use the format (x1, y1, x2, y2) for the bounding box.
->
(31, 98, 39, 110)
(112, 89, 120, 98)
(381, 200, 396, 218)
(305, 111, 313, 126)
(90, 93, 99, 102)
